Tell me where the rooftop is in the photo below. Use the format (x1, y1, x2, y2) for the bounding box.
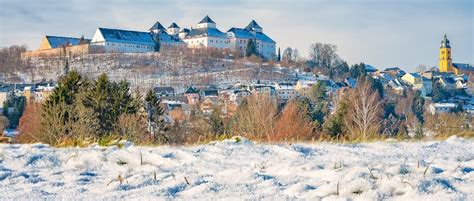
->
(96, 28, 155, 46)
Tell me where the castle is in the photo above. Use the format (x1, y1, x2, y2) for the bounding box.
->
(438, 34, 473, 75)
(22, 15, 276, 60)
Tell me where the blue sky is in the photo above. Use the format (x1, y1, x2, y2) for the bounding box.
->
(0, 0, 472, 71)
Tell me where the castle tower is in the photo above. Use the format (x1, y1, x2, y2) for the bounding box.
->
(439, 34, 452, 73)
(196, 15, 216, 28)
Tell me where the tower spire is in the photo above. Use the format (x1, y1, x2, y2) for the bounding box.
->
(441, 34, 450, 48)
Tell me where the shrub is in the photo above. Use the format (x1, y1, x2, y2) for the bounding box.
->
(16, 103, 42, 143)
(273, 101, 315, 141)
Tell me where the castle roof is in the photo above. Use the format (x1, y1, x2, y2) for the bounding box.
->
(149, 21, 166, 31)
(199, 15, 215, 24)
(186, 27, 227, 38)
(245, 20, 262, 30)
(227, 27, 275, 43)
(168, 23, 180, 29)
(45, 36, 90, 48)
(96, 28, 155, 46)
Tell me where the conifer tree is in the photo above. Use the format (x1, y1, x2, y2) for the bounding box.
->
(207, 107, 225, 136)
(245, 39, 257, 57)
(144, 89, 167, 143)
(324, 96, 348, 138)
(2, 92, 25, 129)
(412, 91, 425, 124)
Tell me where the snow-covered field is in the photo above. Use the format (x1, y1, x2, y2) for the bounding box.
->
(0, 136, 473, 200)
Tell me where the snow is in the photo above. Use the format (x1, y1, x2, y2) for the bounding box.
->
(0, 137, 473, 200)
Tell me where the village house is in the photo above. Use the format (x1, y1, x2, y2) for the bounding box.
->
(274, 83, 297, 104)
(184, 87, 200, 105)
(294, 80, 316, 97)
(429, 103, 457, 115)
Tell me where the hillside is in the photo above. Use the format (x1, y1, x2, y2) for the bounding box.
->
(3, 51, 294, 90)
(0, 136, 472, 200)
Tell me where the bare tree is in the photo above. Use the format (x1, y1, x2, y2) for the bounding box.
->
(344, 79, 383, 139)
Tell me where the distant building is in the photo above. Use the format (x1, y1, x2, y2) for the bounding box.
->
(181, 16, 231, 49)
(274, 83, 297, 104)
(429, 103, 457, 115)
(438, 34, 474, 75)
(38, 36, 90, 50)
(91, 27, 156, 53)
(227, 20, 276, 60)
(149, 21, 185, 47)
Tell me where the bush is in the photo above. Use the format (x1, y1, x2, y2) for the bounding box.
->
(273, 101, 315, 141)
(16, 103, 42, 143)
(0, 115, 8, 134)
(229, 95, 277, 141)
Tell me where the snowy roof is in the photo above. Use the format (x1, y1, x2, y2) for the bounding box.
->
(185, 87, 199, 94)
(45, 36, 90, 48)
(227, 28, 254, 39)
(186, 27, 227, 38)
(453, 63, 473, 71)
(431, 103, 456, 108)
(180, 28, 190, 33)
(149, 21, 166, 31)
(97, 28, 155, 46)
(227, 28, 275, 43)
(199, 15, 215, 24)
(154, 87, 175, 94)
(364, 64, 378, 72)
(168, 23, 180, 29)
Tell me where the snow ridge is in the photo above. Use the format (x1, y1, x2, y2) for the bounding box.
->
(0, 138, 473, 200)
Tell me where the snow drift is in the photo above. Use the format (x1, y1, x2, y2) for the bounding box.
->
(0, 136, 473, 200)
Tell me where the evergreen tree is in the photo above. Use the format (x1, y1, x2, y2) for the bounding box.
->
(207, 107, 225, 135)
(245, 39, 257, 57)
(2, 92, 26, 129)
(350, 63, 367, 79)
(82, 74, 115, 134)
(277, 47, 281, 62)
(144, 89, 167, 143)
(324, 97, 348, 138)
(432, 81, 446, 102)
(153, 34, 161, 52)
(412, 90, 425, 124)
(42, 70, 87, 142)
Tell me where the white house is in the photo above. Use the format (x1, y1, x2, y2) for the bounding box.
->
(429, 103, 457, 115)
(181, 16, 231, 49)
(91, 27, 156, 53)
(274, 83, 298, 103)
(227, 20, 276, 60)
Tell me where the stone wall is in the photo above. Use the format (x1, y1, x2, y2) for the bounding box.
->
(21, 44, 105, 58)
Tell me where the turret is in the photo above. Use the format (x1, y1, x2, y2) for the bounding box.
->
(167, 23, 180, 35)
(245, 20, 263, 33)
(149, 21, 166, 34)
(197, 15, 216, 28)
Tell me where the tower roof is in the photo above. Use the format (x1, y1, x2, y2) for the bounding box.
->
(441, 34, 451, 48)
(149, 21, 166, 31)
(168, 23, 180, 29)
(245, 20, 262, 30)
(199, 15, 215, 24)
